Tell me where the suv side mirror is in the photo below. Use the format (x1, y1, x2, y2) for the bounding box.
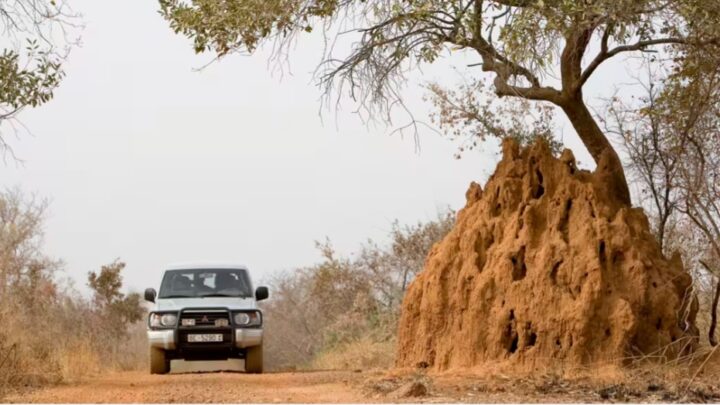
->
(255, 286, 269, 301)
(144, 288, 157, 303)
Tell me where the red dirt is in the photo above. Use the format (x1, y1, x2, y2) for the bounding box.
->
(5, 364, 719, 403)
(3, 370, 365, 403)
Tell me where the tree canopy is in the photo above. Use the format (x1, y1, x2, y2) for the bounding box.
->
(160, 0, 720, 205)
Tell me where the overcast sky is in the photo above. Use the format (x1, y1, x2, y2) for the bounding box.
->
(2, 1, 629, 295)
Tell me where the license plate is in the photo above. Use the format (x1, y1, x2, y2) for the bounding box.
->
(187, 334, 223, 343)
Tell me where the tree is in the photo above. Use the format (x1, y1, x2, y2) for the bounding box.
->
(88, 260, 144, 338)
(159, 0, 719, 205)
(356, 210, 455, 310)
(608, 54, 720, 346)
(0, 1, 80, 153)
(672, 71, 720, 347)
(602, 64, 681, 254)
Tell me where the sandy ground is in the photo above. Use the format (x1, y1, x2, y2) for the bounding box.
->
(4, 370, 364, 403)
(4, 358, 720, 404)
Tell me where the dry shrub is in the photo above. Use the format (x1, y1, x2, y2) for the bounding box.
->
(615, 345, 720, 399)
(0, 188, 146, 398)
(0, 289, 147, 397)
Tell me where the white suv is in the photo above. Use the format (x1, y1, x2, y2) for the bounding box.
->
(144, 262, 269, 374)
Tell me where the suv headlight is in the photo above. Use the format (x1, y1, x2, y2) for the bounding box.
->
(149, 312, 178, 328)
(233, 311, 262, 327)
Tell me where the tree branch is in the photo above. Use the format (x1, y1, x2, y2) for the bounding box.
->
(463, 14, 563, 103)
(492, 75, 562, 102)
(469, 35, 541, 87)
(492, 0, 535, 7)
(581, 37, 692, 86)
(561, 25, 596, 94)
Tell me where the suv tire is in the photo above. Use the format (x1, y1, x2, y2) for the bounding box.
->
(245, 345, 263, 373)
(150, 347, 170, 374)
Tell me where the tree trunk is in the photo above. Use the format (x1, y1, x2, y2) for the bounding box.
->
(560, 93, 632, 205)
(710, 274, 720, 346)
(701, 260, 720, 346)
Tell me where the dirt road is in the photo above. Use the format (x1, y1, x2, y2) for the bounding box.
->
(5, 369, 369, 403)
(5, 360, 720, 403)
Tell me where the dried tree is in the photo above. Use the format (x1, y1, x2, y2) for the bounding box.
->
(0, 187, 57, 300)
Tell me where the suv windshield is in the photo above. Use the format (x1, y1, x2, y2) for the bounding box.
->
(158, 269, 253, 298)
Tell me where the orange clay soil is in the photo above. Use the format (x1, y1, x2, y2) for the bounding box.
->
(7, 352, 718, 403)
(397, 139, 698, 371)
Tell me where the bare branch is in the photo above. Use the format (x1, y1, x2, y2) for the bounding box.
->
(581, 37, 698, 86)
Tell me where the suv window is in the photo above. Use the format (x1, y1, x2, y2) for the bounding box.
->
(158, 269, 253, 298)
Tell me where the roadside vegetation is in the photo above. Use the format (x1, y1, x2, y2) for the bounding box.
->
(262, 211, 455, 371)
(0, 188, 145, 397)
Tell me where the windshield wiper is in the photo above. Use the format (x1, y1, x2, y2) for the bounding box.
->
(160, 294, 193, 298)
(199, 293, 240, 298)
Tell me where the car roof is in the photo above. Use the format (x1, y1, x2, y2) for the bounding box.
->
(164, 262, 249, 271)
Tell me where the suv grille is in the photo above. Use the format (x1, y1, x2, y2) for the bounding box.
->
(180, 311, 230, 327)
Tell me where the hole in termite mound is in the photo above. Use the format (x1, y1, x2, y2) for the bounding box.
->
(598, 240, 607, 265)
(528, 332, 537, 347)
(550, 261, 562, 284)
(509, 334, 519, 353)
(511, 246, 527, 281)
(558, 199, 572, 243)
(504, 310, 519, 354)
(533, 169, 545, 198)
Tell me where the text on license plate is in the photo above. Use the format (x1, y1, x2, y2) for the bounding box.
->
(187, 334, 223, 343)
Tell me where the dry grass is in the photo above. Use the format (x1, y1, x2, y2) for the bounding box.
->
(311, 337, 396, 371)
(55, 340, 104, 383)
(365, 346, 720, 402)
(0, 307, 147, 399)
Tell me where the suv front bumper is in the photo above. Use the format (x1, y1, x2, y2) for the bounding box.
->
(148, 328, 262, 350)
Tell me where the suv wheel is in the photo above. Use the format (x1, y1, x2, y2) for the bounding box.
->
(150, 347, 170, 374)
(245, 344, 263, 373)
